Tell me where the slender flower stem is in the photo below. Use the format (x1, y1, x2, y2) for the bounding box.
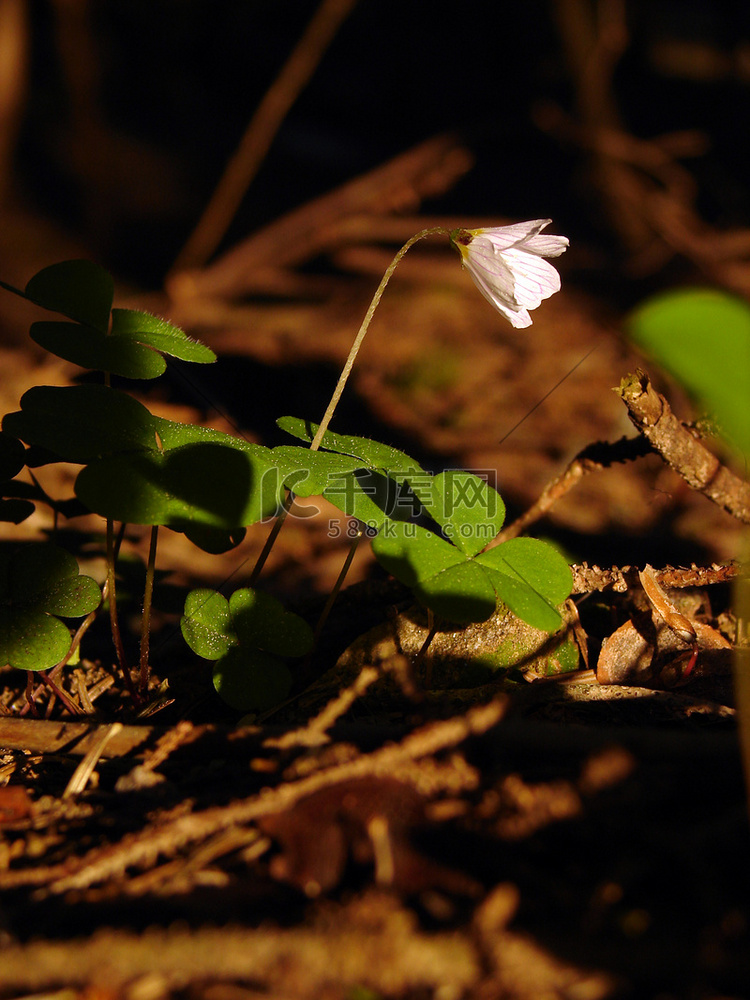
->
(251, 227, 447, 585)
(288, 229, 447, 644)
(309, 227, 446, 451)
(51, 590, 105, 677)
(249, 493, 294, 585)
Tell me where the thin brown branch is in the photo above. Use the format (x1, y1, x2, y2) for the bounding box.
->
(0, 699, 506, 895)
(570, 561, 738, 594)
(264, 665, 380, 750)
(167, 135, 473, 302)
(171, 0, 358, 273)
(0, 920, 480, 996)
(616, 370, 750, 523)
(492, 436, 652, 544)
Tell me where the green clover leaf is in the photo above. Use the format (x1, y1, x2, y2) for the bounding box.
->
(277, 417, 426, 530)
(627, 287, 750, 456)
(373, 527, 571, 631)
(4, 385, 282, 538)
(1, 260, 215, 379)
(0, 543, 101, 671)
(181, 587, 313, 711)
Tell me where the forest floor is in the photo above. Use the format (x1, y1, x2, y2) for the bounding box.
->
(0, 186, 748, 1000)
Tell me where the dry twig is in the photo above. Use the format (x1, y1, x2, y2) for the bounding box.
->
(171, 0, 359, 273)
(0, 919, 481, 995)
(167, 135, 473, 302)
(493, 436, 652, 544)
(570, 561, 738, 594)
(616, 370, 750, 523)
(0, 698, 506, 894)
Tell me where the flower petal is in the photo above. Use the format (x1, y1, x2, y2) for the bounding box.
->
(519, 233, 569, 257)
(479, 219, 552, 251)
(499, 249, 562, 309)
(461, 256, 532, 327)
(452, 219, 568, 328)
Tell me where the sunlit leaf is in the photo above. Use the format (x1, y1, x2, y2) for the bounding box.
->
(628, 288, 750, 455)
(180, 589, 234, 660)
(415, 470, 505, 555)
(30, 321, 167, 379)
(277, 416, 423, 481)
(373, 516, 570, 628)
(110, 308, 216, 364)
(181, 586, 310, 711)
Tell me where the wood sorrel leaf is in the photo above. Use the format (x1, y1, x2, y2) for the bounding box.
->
(3, 385, 158, 463)
(181, 586, 311, 711)
(4, 385, 281, 533)
(271, 446, 363, 496)
(229, 587, 314, 658)
(23, 260, 114, 332)
(0, 543, 101, 671)
(30, 321, 168, 380)
(372, 523, 571, 628)
(2, 259, 214, 378)
(627, 287, 750, 456)
(372, 522, 497, 623)
(0, 432, 26, 481)
(277, 418, 427, 531)
(109, 309, 216, 364)
(29, 309, 215, 380)
(323, 469, 423, 532)
(0, 499, 35, 524)
(181, 525, 246, 554)
(212, 646, 293, 712)
(277, 416, 424, 481)
(477, 537, 572, 633)
(76, 437, 280, 531)
(414, 470, 506, 556)
(0, 607, 74, 672)
(414, 555, 500, 622)
(0, 433, 33, 524)
(180, 589, 234, 660)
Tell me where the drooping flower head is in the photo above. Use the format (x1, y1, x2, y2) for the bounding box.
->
(450, 220, 569, 328)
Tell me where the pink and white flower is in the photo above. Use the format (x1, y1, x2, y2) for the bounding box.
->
(450, 220, 569, 328)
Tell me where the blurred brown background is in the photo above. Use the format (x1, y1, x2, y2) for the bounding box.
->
(1, 0, 749, 592)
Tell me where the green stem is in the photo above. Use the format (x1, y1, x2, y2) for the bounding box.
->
(252, 228, 446, 589)
(309, 227, 446, 452)
(139, 525, 159, 695)
(53, 598, 102, 676)
(249, 493, 293, 585)
(106, 519, 139, 704)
